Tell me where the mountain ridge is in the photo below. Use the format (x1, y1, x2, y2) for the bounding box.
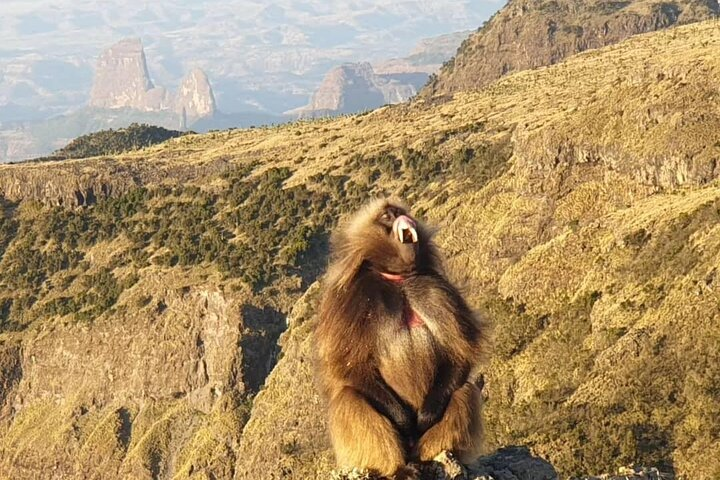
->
(0, 1, 492, 126)
(0, 29, 468, 163)
(423, 0, 720, 97)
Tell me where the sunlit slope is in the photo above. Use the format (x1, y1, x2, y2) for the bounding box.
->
(0, 21, 719, 479)
(423, 0, 718, 97)
(2, 21, 719, 202)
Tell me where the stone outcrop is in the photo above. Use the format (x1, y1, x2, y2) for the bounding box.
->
(288, 62, 428, 118)
(574, 466, 675, 480)
(89, 38, 216, 123)
(331, 448, 558, 480)
(89, 38, 169, 111)
(470, 448, 558, 480)
(176, 68, 217, 124)
(423, 0, 719, 97)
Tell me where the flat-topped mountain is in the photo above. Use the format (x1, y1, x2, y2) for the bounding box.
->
(89, 38, 216, 124)
(423, 0, 719, 97)
(89, 38, 160, 111)
(288, 62, 428, 118)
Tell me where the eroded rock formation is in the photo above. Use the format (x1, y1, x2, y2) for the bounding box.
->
(289, 62, 427, 118)
(176, 68, 217, 125)
(89, 38, 216, 123)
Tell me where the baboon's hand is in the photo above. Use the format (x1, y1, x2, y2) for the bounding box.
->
(417, 407, 443, 434)
(393, 464, 420, 480)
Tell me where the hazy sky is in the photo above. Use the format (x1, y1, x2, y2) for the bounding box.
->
(0, 1, 501, 55)
(0, 1, 504, 115)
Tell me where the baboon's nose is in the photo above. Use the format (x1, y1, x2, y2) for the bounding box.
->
(392, 215, 418, 244)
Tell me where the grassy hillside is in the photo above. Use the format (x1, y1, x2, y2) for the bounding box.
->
(0, 20, 719, 479)
(423, 0, 719, 97)
(33, 124, 188, 162)
(0, 108, 183, 164)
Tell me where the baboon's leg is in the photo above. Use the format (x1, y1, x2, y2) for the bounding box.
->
(416, 382, 483, 463)
(329, 386, 410, 478)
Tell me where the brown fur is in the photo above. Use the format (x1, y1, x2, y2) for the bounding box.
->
(315, 199, 488, 478)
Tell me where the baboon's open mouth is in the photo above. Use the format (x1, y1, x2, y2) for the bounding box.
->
(393, 215, 418, 244)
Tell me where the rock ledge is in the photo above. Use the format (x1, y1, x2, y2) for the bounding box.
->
(331, 447, 558, 480)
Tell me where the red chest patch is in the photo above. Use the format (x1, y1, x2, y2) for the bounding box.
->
(403, 301, 424, 328)
(379, 271, 424, 328)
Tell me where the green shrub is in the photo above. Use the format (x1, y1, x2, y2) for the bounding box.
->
(0, 199, 17, 260)
(39, 123, 188, 161)
(0, 135, 513, 329)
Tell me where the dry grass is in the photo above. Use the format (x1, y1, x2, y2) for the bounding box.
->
(1, 20, 720, 480)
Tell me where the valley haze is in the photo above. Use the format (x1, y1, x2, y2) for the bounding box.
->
(0, 0, 498, 162)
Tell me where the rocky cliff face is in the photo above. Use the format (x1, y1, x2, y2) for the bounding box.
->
(89, 38, 216, 123)
(0, 275, 283, 479)
(89, 38, 169, 111)
(0, 149, 233, 207)
(288, 62, 427, 119)
(176, 68, 217, 125)
(423, 0, 719, 97)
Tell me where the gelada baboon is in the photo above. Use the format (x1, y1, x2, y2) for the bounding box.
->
(316, 198, 487, 479)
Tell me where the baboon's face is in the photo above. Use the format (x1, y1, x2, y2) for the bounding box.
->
(362, 202, 420, 276)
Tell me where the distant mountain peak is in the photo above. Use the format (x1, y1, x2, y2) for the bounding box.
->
(177, 68, 217, 124)
(89, 38, 216, 123)
(90, 38, 157, 110)
(286, 62, 425, 118)
(288, 32, 468, 119)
